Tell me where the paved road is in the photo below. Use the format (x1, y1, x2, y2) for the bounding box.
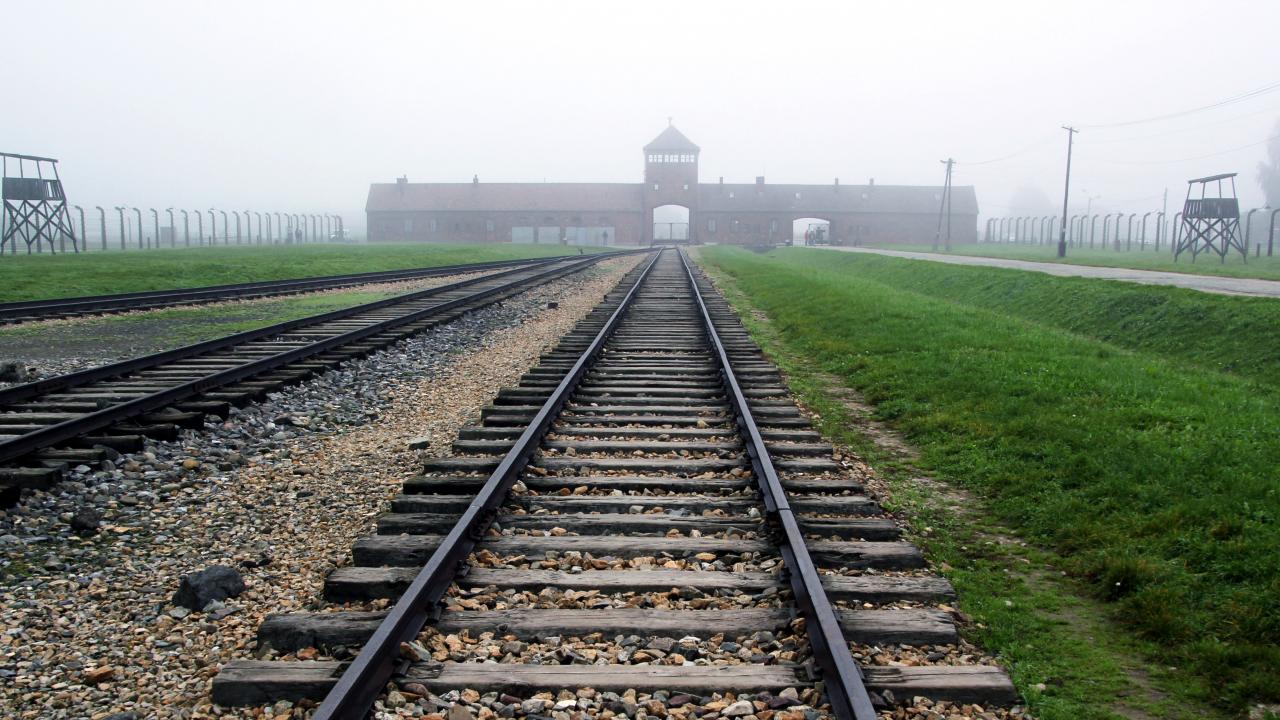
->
(818, 247, 1280, 299)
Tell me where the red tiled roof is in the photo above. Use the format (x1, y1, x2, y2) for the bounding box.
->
(643, 125, 700, 152)
(366, 183, 644, 213)
(697, 183, 978, 215)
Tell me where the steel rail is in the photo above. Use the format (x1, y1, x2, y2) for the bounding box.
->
(677, 247, 878, 720)
(0, 259, 584, 409)
(0, 254, 593, 322)
(311, 250, 661, 720)
(0, 255, 620, 465)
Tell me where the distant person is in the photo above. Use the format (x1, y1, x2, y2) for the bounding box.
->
(601, 230, 609, 245)
(295, 228, 303, 243)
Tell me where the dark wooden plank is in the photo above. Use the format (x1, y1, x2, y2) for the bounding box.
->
(0, 466, 63, 490)
(403, 662, 804, 695)
(862, 665, 1019, 705)
(824, 575, 955, 603)
(454, 439, 743, 454)
(377, 512, 764, 536)
(390, 493, 876, 515)
(350, 535, 774, 567)
(351, 535, 918, 569)
(258, 611, 386, 651)
(377, 512, 896, 540)
(532, 457, 746, 473)
(807, 541, 925, 569)
(401, 475, 752, 496)
(210, 660, 343, 706)
(839, 609, 956, 645)
(257, 608, 953, 651)
(325, 567, 954, 604)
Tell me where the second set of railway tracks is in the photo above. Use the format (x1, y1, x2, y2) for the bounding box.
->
(211, 249, 1017, 719)
(0, 253, 625, 499)
(0, 254, 582, 325)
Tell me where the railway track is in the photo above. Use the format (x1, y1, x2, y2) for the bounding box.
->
(0, 253, 622, 501)
(212, 249, 1017, 719)
(0, 254, 590, 325)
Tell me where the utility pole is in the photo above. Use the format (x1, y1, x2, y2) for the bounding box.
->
(1057, 126, 1078, 258)
(933, 158, 955, 252)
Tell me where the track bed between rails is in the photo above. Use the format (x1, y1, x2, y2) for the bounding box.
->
(212, 250, 1019, 719)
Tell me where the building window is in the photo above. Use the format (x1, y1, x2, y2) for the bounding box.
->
(486, 219, 495, 232)
(653, 183, 659, 191)
(731, 219, 740, 233)
(728, 191, 735, 199)
(795, 192, 802, 200)
(707, 219, 717, 233)
(404, 218, 414, 232)
(769, 219, 778, 234)
(429, 218, 438, 232)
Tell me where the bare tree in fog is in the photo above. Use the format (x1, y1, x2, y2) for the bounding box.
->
(1007, 185, 1056, 215)
(1258, 118, 1280, 207)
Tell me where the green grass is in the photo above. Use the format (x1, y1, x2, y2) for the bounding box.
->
(696, 246, 1280, 716)
(0, 290, 406, 360)
(0, 243, 610, 302)
(866, 242, 1280, 280)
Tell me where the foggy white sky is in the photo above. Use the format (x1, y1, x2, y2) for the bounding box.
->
(5, 0, 1279, 234)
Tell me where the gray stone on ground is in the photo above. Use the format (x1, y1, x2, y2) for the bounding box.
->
(172, 564, 245, 610)
(69, 508, 102, 535)
(0, 362, 27, 383)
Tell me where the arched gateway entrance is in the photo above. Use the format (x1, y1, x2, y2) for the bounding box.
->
(792, 217, 832, 246)
(652, 204, 691, 245)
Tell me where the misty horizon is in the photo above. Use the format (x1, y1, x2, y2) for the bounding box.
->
(5, 0, 1279, 235)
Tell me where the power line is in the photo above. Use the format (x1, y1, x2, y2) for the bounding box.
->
(1101, 131, 1280, 165)
(1087, 103, 1280, 144)
(959, 134, 1058, 166)
(1080, 79, 1280, 129)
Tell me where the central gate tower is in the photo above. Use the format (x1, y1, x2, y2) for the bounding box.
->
(643, 122, 699, 245)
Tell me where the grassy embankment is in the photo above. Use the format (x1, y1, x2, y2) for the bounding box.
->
(864, 242, 1280, 281)
(697, 246, 1279, 720)
(0, 243, 612, 302)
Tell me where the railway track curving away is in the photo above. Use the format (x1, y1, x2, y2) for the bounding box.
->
(0, 254, 623, 501)
(212, 249, 1017, 719)
(0, 254, 595, 326)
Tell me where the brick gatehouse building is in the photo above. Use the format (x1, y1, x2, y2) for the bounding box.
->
(366, 125, 978, 246)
